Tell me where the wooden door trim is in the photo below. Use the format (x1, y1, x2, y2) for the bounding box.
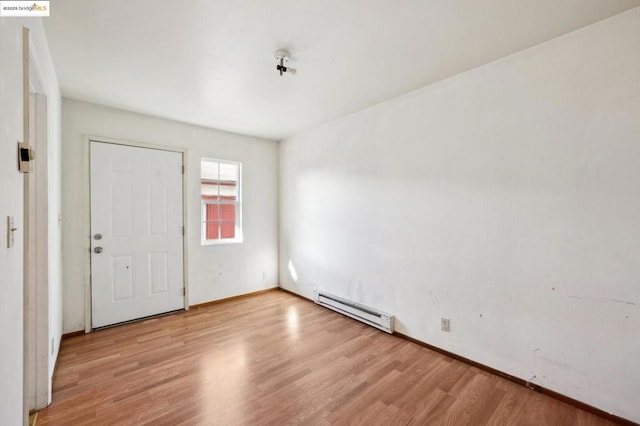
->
(82, 135, 189, 333)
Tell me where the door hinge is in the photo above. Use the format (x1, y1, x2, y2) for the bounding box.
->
(183, 287, 186, 296)
(181, 226, 185, 235)
(182, 165, 185, 175)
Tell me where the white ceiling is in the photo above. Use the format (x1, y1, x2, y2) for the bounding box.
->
(44, 1, 640, 140)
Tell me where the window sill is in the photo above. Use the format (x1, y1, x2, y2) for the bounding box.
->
(201, 238, 243, 246)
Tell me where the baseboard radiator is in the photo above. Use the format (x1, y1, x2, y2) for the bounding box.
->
(313, 291, 394, 334)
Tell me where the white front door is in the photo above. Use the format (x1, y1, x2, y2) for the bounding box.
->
(90, 141, 184, 328)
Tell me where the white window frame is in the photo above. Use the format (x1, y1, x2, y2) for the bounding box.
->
(200, 157, 242, 245)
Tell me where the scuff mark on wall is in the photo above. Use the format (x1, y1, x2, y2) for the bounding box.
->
(568, 295, 607, 303)
(568, 295, 637, 306)
(608, 299, 637, 306)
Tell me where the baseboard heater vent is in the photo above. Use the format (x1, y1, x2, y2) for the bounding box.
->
(313, 291, 394, 334)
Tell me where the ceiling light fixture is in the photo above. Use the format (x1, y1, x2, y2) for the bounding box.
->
(275, 49, 297, 76)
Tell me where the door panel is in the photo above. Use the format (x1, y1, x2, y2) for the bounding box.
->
(26, 93, 50, 410)
(90, 142, 184, 328)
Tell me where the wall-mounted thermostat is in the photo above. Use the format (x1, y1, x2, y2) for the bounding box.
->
(18, 142, 34, 173)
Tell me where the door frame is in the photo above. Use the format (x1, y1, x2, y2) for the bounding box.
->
(82, 135, 189, 333)
(23, 26, 52, 415)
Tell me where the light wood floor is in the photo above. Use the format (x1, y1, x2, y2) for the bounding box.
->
(38, 290, 615, 425)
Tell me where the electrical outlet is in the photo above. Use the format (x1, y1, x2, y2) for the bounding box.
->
(441, 317, 451, 332)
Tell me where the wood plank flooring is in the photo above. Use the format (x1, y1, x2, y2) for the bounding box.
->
(37, 290, 616, 425)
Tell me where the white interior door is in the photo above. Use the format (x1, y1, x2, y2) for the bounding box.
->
(26, 93, 49, 410)
(90, 142, 184, 328)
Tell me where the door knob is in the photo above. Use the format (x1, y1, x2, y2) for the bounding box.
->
(94, 233, 102, 240)
(94, 247, 103, 254)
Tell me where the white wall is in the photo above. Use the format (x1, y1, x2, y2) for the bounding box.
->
(0, 18, 27, 426)
(62, 99, 279, 333)
(279, 8, 640, 423)
(0, 18, 62, 423)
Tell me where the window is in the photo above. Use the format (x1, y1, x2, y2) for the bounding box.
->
(201, 158, 242, 244)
